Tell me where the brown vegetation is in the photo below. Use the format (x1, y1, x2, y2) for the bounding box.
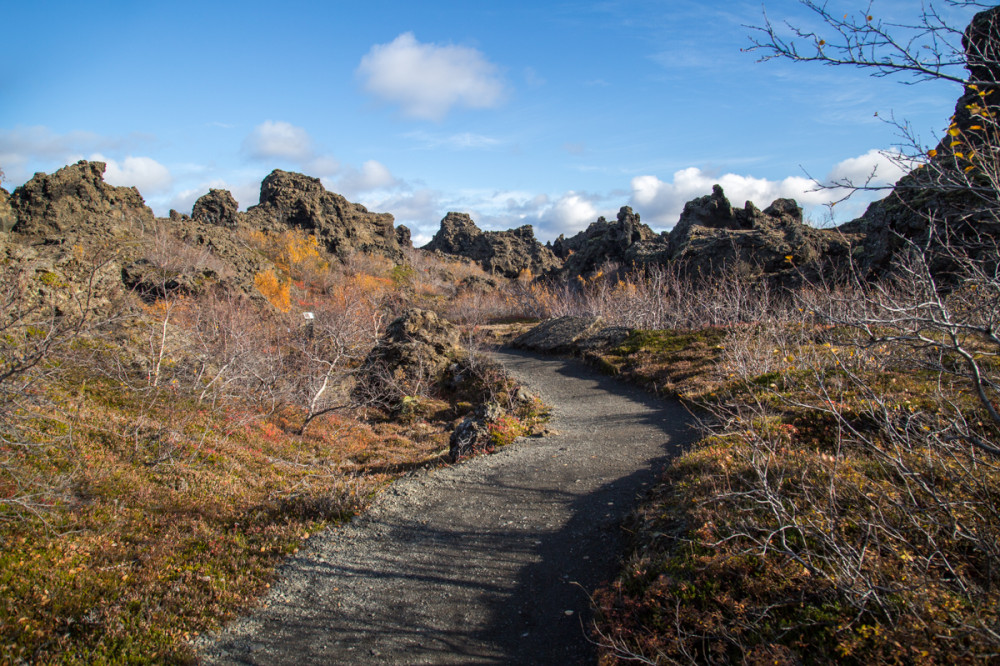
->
(0, 226, 546, 663)
(587, 243, 1000, 663)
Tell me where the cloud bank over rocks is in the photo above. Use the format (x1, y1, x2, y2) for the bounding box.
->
(98, 155, 173, 194)
(357, 33, 506, 121)
(630, 150, 912, 229)
(1, 121, 913, 245)
(0, 126, 156, 185)
(239, 121, 413, 215)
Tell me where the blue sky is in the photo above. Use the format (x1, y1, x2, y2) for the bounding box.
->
(0, 1, 980, 244)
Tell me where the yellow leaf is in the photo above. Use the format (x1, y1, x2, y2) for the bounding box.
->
(951, 141, 962, 147)
(955, 152, 965, 158)
(818, 39, 826, 46)
(970, 125, 983, 130)
(927, 149, 938, 157)
(965, 165, 976, 172)
(949, 128, 961, 136)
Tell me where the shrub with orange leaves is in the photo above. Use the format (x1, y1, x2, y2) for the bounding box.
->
(254, 269, 291, 312)
(248, 228, 329, 282)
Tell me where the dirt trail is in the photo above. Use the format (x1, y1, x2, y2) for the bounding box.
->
(199, 350, 695, 665)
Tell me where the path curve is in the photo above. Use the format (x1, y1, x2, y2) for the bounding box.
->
(200, 350, 695, 665)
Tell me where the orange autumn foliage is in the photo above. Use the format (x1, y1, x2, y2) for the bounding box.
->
(254, 269, 291, 312)
(249, 229, 329, 280)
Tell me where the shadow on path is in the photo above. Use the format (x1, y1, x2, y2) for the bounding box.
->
(200, 350, 697, 665)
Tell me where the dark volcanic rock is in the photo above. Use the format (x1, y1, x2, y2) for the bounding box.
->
(357, 308, 464, 403)
(121, 257, 220, 302)
(192, 189, 239, 228)
(0, 187, 14, 233)
(395, 225, 412, 250)
(840, 6, 1000, 276)
(9, 160, 154, 240)
(166, 217, 272, 295)
(666, 185, 854, 284)
(244, 169, 403, 262)
(425, 213, 483, 257)
(512, 317, 632, 360)
(511, 316, 606, 353)
(553, 206, 669, 276)
(449, 401, 503, 461)
(423, 212, 561, 278)
(666, 185, 754, 257)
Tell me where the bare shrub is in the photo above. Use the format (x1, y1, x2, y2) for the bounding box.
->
(144, 226, 229, 281)
(506, 261, 789, 331)
(683, 234, 1000, 657)
(178, 291, 288, 410)
(285, 299, 378, 434)
(0, 261, 108, 520)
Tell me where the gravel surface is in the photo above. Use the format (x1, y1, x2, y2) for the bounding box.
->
(198, 350, 696, 665)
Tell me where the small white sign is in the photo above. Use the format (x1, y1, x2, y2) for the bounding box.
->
(302, 312, 315, 320)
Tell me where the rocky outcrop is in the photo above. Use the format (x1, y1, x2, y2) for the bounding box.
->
(167, 218, 270, 294)
(8, 161, 155, 240)
(666, 185, 854, 284)
(552, 206, 669, 276)
(512, 316, 632, 358)
(356, 308, 465, 404)
(512, 316, 608, 353)
(840, 5, 1000, 277)
(243, 169, 403, 262)
(192, 189, 239, 228)
(448, 402, 503, 461)
(423, 212, 561, 278)
(425, 213, 482, 257)
(120, 256, 223, 303)
(395, 225, 412, 250)
(0, 187, 14, 233)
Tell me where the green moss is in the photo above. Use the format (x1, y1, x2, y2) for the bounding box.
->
(390, 264, 416, 286)
(612, 328, 726, 358)
(37, 271, 68, 288)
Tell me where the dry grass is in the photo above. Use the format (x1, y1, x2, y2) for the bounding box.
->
(0, 365, 461, 663)
(589, 328, 728, 401)
(592, 318, 1000, 664)
(0, 233, 538, 664)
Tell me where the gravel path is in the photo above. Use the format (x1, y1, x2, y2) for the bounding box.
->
(199, 350, 696, 665)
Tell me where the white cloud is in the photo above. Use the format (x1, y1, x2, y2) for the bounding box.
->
(242, 120, 314, 161)
(240, 121, 342, 181)
(469, 189, 610, 241)
(357, 32, 506, 121)
(366, 188, 443, 243)
(334, 160, 399, 196)
(303, 155, 341, 178)
(536, 192, 601, 238)
(96, 154, 173, 194)
(630, 168, 823, 227)
(169, 178, 262, 216)
(629, 149, 913, 229)
(404, 130, 503, 150)
(0, 125, 152, 185)
(827, 148, 911, 187)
